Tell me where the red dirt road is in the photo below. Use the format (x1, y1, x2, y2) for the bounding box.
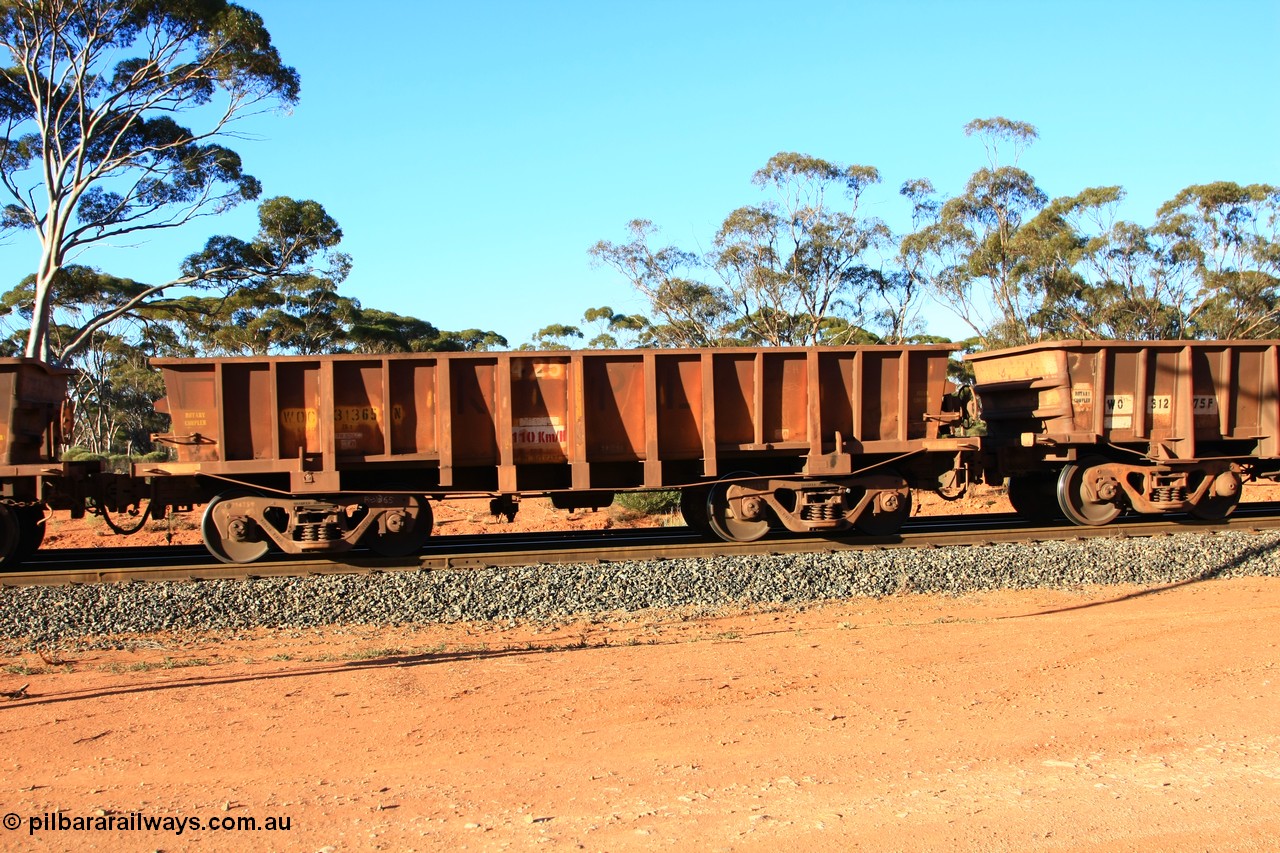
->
(2, 575, 1278, 851)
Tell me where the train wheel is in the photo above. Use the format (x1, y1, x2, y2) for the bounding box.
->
(1189, 472, 1242, 521)
(679, 487, 712, 536)
(1190, 492, 1240, 521)
(0, 505, 20, 568)
(15, 505, 46, 561)
(1006, 475, 1063, 523)
(1056, 459, 1122, 526)
(854, 483, 912, 536)
(202, 490, 271, 564)
(366, 496, 433, 557)
(706, 473, 770, 543)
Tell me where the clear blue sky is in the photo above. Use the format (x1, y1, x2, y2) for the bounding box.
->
(3, 0, 1278, 346)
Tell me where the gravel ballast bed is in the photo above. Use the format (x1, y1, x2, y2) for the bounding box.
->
(3, 530, 1278, 645)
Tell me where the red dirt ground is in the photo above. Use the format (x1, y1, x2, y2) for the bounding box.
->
(1, 578, 1277, 851)
(2, 485, 1277, 851)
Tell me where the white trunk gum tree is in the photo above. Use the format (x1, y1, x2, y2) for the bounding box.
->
(0, 0, 300, 362)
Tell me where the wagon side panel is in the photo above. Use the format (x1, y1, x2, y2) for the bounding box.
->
(158, 362, 222, 463)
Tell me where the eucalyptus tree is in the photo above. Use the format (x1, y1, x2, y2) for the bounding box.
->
(900, 118, 1050, 347)
(591, 153, 897, 348)
(344, 308, 507, 354)
(64, 327, 173, 454)
(710, 152, 891, 346)
(0, 0, 301, 361)
(1027, 181, 1280, 341)
(589, 219, 733, 347)
(107, 195, 345, 354)
(529, 322, 583, 350)
(581, 305, 648, 349)
(441, 328, 507, 351)
(345, 309, 443, 354)
(160, 274, 356, 355)
(1026, 188, 1189, 341)
(1153, 182, 1280, 339)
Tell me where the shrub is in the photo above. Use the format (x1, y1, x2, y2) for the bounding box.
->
(61, 447, 107, 463)
(62, 447, 171, 471)
(614, 490, 681, 516)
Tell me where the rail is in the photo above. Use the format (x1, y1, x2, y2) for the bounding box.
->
(5, 506, 1280, 588)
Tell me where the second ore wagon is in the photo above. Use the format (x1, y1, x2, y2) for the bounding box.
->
(968, 340, 1280, 525)
(140, 345, 976, 561)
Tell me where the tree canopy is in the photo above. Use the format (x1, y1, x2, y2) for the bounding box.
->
(590, 120, 1278, 353)
(589, 153, 905, 348)
(0, 0, 302, 360)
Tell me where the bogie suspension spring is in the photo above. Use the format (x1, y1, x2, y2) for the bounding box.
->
(296, 522, 342, 542)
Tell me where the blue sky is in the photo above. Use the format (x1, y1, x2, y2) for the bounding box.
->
(3, 0, 1277, 346)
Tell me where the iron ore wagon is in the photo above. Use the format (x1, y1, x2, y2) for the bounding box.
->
(0, 358, 105, 565)
(968, 340, 1280, 525)
(139, 345, 973, 561)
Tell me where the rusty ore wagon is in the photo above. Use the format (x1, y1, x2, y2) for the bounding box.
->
(968, 340, 1280, 525)
(141, 345, 973, 561)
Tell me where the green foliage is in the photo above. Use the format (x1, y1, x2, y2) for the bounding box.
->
(440, 329, 508, 351)
(61, 447, 107, 463)
(963, 117, 1039, 167)
(1152, 182, 1280, 339)
(64, 448, 170, 471)
(530, 307, 650, 350)
(713, 152, 897, 345)
(591, 152, 918, 348)
(532, 323, 584, 350)
(344, 309, 441, 353)
(614, 490, 681, 515)
(901, 118, 1280, 347)
(61, 329, 174, 454)
(590, 220, 730, 347)
(0, 0, 304, 360)
(814, 317, 882, 346)
(582, 306, 648, 349)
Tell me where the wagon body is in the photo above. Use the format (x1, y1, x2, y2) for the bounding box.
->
(149, 345, 965, 496)
(967, 340, 1280, 524)
(968, 340, 1280, 461)
(0, 358, 95, 566)
(0, 357, 71, 474)
(143, 345, 974, 559)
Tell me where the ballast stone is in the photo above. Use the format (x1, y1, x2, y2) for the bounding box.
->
(1, 530, 1276, 646)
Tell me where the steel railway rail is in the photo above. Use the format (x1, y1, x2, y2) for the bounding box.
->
(6, 506, 1280, 588)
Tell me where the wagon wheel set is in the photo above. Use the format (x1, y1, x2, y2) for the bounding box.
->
(1008, 457, 1244, 527)
(678, 471, 915, 544)
(196, 470, 923, 564)
(200, 491, 435, 564)
(189, 458, 1256, 566)
(0, 504, 46, 568)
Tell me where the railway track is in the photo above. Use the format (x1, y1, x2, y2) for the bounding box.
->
(7, 504, 1280, 588)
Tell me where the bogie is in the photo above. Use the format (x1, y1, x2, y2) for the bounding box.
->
(201, 491, 434, 564)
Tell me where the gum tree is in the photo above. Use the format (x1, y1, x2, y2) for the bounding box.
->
(901, 118, 1050, 347)
(1154, 182, 1280, 339)
(0, 0, 301, 361)
(711, 152, 891, 346)
(589, 219, 733, 347)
